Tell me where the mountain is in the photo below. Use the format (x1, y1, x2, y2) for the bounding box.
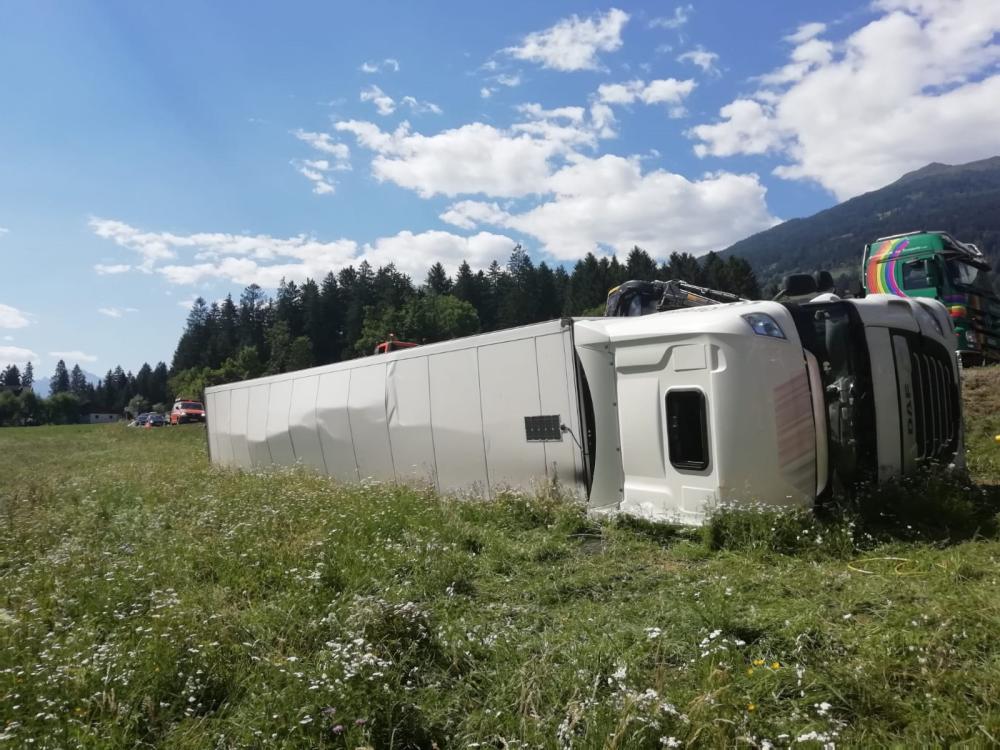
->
(33, 369, 99, 396)
(720, 156, 1000, 289)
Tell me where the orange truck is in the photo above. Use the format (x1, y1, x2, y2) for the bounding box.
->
(170, 399, 206, 425)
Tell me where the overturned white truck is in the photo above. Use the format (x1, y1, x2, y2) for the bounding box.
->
(205, 295, 962, 524)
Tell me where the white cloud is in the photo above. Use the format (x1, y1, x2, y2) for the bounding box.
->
(0, 303, 30, 329)
(480, 87, 494, 98)
(677, 46, 720, 75)
(649, 5, 693, 30)
(90, 218, 177, 271)
(97, 307, 137, 318)
(292, 130, 351, 165)
(94, 263, 132, 274)
(292, 158, 337, 195)
(360, 58, 400, 74)
(335, 105, 617, 200)
(291, 130, 351, 193)
(50, 350, 98, 364)
(495, 73, 521, 87)
(439, 201, 509, 230)
(441, 155, 779, 259)
(360, 230, 517, 278)
(689, 0, 1000, 199)
(785, 22, 827, 44)
(400, 95, 443, 115)
(505, 8, 629, 72)
(91, 219, 517, 287)
(336, 119, 568, 198)
(360, 86, 442, 116)
(0, 227, 8, 236)
(361, 84, 396, 115)
(0, 345, 37, 369)
(597, 78, 697, 115)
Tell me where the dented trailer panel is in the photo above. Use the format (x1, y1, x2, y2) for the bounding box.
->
(205, 319, 588, 500)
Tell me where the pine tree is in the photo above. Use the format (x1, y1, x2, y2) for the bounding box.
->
(134, 363, 153, 402)
(668, 252, 703, 284)
(425, 262, 452, 295)
(274, 279, 304, 338)
(1, 364, 20, 387)
(265, 320, 293, 374)
(316, 272, 343, 364)
(238, 284, 268, 353)
(22, 361, 33, 389)
(50, 360, 70, 395)
(625, 246, 658, 281)
(216, 295, 239, 365)
(286, 337, 314, 372)
(724, 257, 761, 298)
(70, 364, 88, 397)
(151, 362, 170, 404)
(700, 252, 730, 291)
(172, 298, 210, 372)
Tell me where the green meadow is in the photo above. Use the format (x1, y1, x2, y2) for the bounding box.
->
(2, 368, 999, 749)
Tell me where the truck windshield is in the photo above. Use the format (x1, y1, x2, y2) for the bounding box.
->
(180, 402, 203, 410)
(784, 301, 877, 491)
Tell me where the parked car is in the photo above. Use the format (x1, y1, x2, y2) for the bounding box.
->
(129, 412, 151, 427)
(170, 400, 206, 425)
(145, 413, 165, 428)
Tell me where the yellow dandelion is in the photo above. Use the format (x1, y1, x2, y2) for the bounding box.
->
(747, 703, 756, 711)
(753, 658, 765, 667)
(771, 661, 780, 670)
(747, 668, 754, 676)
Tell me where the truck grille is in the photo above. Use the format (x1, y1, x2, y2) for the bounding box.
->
(908, 340, 960, 462)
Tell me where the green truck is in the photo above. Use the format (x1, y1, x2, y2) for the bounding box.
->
(862, 231, 1000, 365)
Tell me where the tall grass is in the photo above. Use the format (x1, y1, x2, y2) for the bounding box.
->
(0, 369, 998, 748)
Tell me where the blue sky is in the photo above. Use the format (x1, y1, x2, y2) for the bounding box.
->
(2, 0, 999, 377)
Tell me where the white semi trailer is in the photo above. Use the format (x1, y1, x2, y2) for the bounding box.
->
(204, 294, 962, 524)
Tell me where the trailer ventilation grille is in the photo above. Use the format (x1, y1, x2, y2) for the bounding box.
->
(524, 415, 563, 442)
(908, 340, 960, 462)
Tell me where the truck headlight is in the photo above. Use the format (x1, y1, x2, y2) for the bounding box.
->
(742, 312, 786, 339)
(964, 329, 978, 347)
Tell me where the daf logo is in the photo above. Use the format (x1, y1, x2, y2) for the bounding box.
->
(903, 382, 914, 436)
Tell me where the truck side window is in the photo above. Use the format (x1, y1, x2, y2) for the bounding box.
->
(902, 260, 933, 290)
(666, 390, 709, 471)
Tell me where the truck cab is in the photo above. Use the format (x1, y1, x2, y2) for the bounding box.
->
(862, 231, 1000, 365)
(573, 294, 961, 523)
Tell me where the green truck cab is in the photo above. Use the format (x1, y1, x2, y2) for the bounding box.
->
(862, 231, 1000, 365)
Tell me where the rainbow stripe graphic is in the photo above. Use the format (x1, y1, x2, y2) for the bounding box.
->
(865, 237, 909, 295)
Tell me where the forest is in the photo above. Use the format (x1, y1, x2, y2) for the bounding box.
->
(0, 358, 171, 426)
(0, 246, 758, 425)
(167, 246, 759, 400)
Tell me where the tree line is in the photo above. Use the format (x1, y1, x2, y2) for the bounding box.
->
(169, 246, 760, 399)
(0, 358, 171, 427)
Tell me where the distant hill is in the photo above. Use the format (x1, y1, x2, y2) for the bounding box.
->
(34, 369, 99, 397)
(721, 156, 1000, 289)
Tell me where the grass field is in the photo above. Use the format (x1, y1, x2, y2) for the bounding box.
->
(2, 370, 999, 749)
